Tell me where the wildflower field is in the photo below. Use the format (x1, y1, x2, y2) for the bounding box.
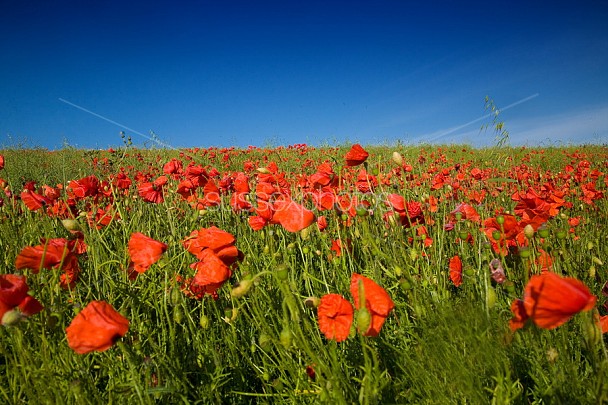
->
(0, 143, 607, 404)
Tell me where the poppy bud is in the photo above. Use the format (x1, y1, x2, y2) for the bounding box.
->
(399, 278, 412, 291)
(392, 151, 403, 166)
(524, 224, 534, 239)
(275, 264, 289, 281)
(256, 167, 271, 174)
(556, 230, 567, 239)
(496, 216, 505, 225)
(356, 308, 372, 334)
(518, 247, 531, 259)
(61, 219, 81, 232)
(304, 297, 320, 308)
(279, 327, 293, 348)
(504, 280, 515, 293)
(170, 287, 182, 306)
(538, 226, 549, 238)
(300, 225, 313, 240)
(487, 287, 497, 309)
(231, 279, 253, 298)
(259, 333, 272, 351)
(492, 230, 501, 241)
(173, 306, 184, 324)
(199, 314, 209, 329)
(454, 212, 463, 221)
(1, 309, 23, 326)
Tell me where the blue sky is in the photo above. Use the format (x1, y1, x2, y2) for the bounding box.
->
(1, 0, 607, 149)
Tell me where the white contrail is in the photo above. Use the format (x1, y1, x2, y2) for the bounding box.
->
(58, 98, 175, 149)
(422, 93, 540, 142)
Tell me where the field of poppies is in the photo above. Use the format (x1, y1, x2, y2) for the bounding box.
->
(0, 143, 607, 404)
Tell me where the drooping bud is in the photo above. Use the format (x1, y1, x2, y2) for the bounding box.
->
(231, 279, 253, 298)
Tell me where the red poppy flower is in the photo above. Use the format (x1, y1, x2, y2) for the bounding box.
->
(511, 272, 596, 330)
(66, 301, 129, 354)
(350, 273, 395, 336)
(68, 175, 100, 199)
(271, 198, 316, 233)
(183, 226, 241, 266)
(317, 294, 353, 342)
(0, 274, 44, 325)
(0, 154, 4, 170)
(449, 255, 463, 287)
(138, 176, 168, 203)
(20, 189, 50, 211)
(508, 299, 529, 331)
(15, 238, 72, 273)
(599, 315, 608, 334)
(128, 233, 167, 274)
(191, 249, 232, 296)
(344, 144, 369, 166)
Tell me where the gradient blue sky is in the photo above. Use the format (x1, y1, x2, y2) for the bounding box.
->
(1, 0, 607, 149)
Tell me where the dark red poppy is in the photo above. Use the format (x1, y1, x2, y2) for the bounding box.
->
(0, 274, 44, 325)
(128, 233, 167, 274)
(344, 144, 369, 166)
(317, 294, 353, 342)
(66, 301, 129, 354)
(449, 255, 463, 287)
(350, 273, 395, 336)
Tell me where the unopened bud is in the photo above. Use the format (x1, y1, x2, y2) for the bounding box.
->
(279, 327, 293, 348)
(524, 224, 534, 239)
(1, 309, 23, 326)
(61, 219, 81, 232)
(392, 151, 403, 166)
(304, 297, 320, 308)
(356, 308, 372, 335)
(231, 279, 253, 298)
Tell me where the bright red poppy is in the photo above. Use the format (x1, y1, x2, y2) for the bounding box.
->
(271, 198, 316, 232)
(317, 294, 353, 342)
(190, 249, 232, 296)
(449, 255, 463, 287)
(0, 154, 4, 170)
(128, 233, 167, 274)
(0, 274, 44, 325)
(344, 144, 369, 166)
(350, 273, 395, 336)
(66, 301, 129, 354)
(510, 272, 596, 330)
(183, 226, 241, 266)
